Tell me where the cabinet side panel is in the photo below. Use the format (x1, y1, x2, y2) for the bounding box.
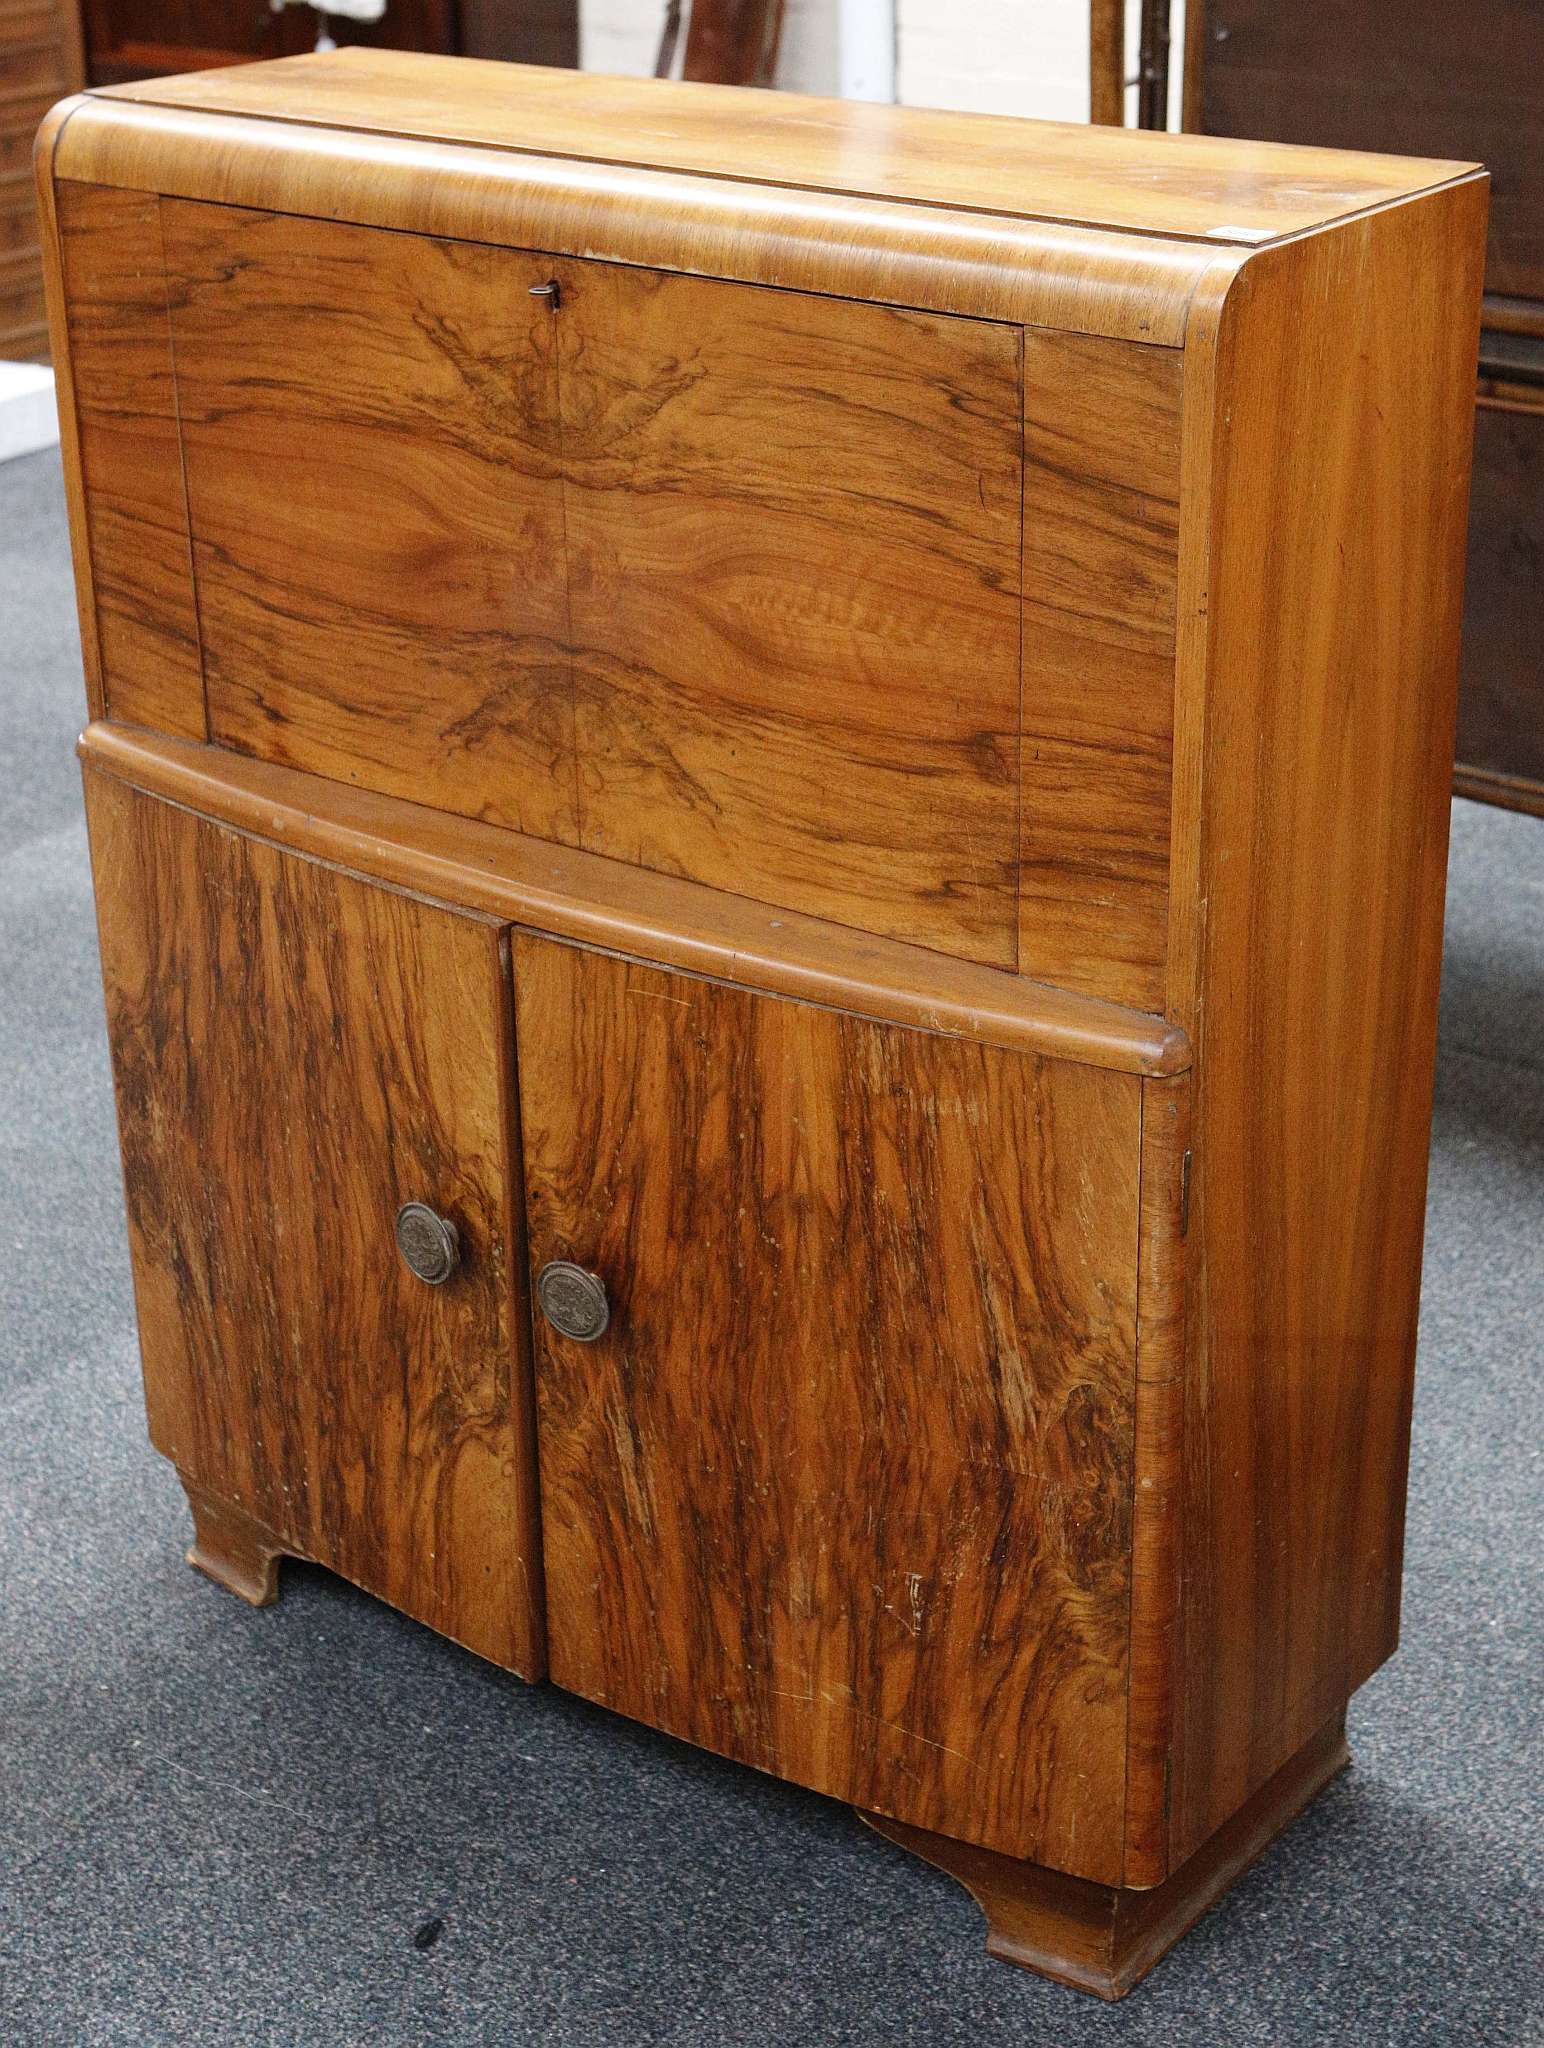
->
(53, 181, 204, 738)
(1171, 179, 1487, 1859)
(84, 769, 544, 1676)
(1020, 335, 1181, 1012)
(518, 935, 1142, 1881)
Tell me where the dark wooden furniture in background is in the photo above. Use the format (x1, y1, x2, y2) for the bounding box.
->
(2, 0, 579, 359)
(1187, 0, 1544, 817)
(2, 0, 83, 357)
(38, 51, 1485, 1997)
(1088, 0, 1123, 124)
(661, 0, 785, 86)
(77, 0, 576, 85)
(1087, 0, 1171, 130)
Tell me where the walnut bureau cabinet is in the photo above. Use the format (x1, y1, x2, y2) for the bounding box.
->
(38, 52, 1485, 2000)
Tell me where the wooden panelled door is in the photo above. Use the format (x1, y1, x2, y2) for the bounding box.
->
(84, 773, 545, 1676)
(514, 934, 1145, 1884)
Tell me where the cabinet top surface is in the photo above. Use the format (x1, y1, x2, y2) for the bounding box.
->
(90, 47, 1477, 248)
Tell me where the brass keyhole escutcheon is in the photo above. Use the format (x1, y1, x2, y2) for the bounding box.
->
(395, 1203, 460, 1285)
(537, 1260, 610, 1342)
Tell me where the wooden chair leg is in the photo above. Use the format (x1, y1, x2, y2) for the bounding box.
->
(180, 1476, 289, 1608)
(860, 1713, 1350, 2000)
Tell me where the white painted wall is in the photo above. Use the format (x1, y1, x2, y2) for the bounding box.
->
(898, 0, 1186, 125)
(581, 0, 843, 95)
(579, 2, 660, 79)
(898, 0, 1084, 121)
(578, 2, 1189, 128)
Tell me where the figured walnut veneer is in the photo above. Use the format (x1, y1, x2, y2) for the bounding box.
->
(39, 51, 1486, 1997)
(517, 937, 1159, 1879)
(162, 198, 577, 848)
(86, 771, 544, 1673)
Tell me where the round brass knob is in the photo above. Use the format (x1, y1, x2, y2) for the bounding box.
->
(536, 1260, 610, 1342)
(395, 1203, 460, 1285)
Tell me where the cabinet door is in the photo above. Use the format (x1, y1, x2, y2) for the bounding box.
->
(515, 935, 1142, 1882)
(86, 773, 543, 1676)
(554, 263, 1023, 969)
(160, 200, 575, 845)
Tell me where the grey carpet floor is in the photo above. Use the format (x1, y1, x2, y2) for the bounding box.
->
(1, 446, 1540, 2047)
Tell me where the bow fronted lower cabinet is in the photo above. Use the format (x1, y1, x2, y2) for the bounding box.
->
(38, 52, 1486, 1999)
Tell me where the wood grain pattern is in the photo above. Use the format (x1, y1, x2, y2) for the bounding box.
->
(516, 934, 1148, 1881)
(555, 261, 1023, 966)
(1167, 176, 1488, 1862)
(159, 197, 576, 844)
(1124, 1073, 1190, 1885)
(1020, 334, 1181, 1010)
(84, 769, 546, 1676)
(863, 1712, 1349, 2000)
(79, 721, 1193, 1079)
(50, 96, 1216, 348)
(94, 48, 1477, 243)
(50, 179, 203, 737)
